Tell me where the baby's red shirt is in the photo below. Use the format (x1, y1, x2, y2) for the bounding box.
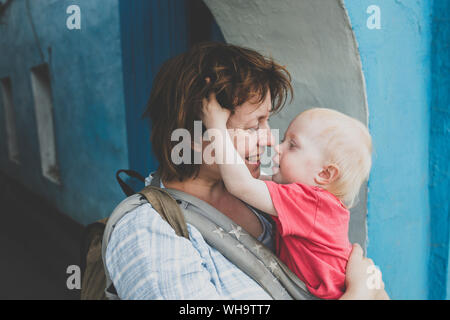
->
(264, 181, 352, 299)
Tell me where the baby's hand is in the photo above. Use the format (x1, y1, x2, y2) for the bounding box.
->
(202, 93, 231, 129)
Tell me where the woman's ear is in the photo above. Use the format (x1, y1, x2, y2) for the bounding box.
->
(314, 164, 340, 186)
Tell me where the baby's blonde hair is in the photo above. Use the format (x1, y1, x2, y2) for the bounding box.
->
(304, 108, 372, 208)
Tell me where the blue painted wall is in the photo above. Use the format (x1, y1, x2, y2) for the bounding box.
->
(344, 0, 432, 299)
(429, 0, 450, 300)
(0, 0, 129, 225)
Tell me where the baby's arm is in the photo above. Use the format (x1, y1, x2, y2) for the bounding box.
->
(202, 94, 277, 216)
(212, 126, 277, 216)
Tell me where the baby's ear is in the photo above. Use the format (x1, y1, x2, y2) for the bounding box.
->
(314, 164, 340, 186)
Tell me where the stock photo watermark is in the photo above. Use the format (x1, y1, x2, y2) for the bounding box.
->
(367, 5, 381, 30)
(66, 265, 81, 290)
(366, 265, 383, 290)
(170, 121, 279, 166)
(66, 4, 81, 30)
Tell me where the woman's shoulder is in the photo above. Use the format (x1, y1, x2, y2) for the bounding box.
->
(112, 202, 189, 239)
(113, 202, 161, 230)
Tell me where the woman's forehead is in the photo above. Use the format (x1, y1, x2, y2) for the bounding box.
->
(228, 93, 272, 126)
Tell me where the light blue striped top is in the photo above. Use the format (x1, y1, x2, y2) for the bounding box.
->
(105, 173, 275, 299)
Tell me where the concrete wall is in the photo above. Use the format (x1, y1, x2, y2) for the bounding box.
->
(0, 0, 129, 225)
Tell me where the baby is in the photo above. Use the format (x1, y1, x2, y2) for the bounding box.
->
(202, 94, 373, 299)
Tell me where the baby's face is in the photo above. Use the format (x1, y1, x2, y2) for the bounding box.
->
(272, 113, 326, 186)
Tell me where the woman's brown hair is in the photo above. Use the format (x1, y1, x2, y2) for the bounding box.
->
(142, 42, 293, 182)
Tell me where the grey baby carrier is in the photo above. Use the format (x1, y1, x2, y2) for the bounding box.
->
(80, 169, 317, 300)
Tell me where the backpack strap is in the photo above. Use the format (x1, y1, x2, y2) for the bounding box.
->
(138, 186, 189, 240)
(116, 169, 145, 197)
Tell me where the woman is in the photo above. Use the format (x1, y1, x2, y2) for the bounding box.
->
(105, 42, 387, 299)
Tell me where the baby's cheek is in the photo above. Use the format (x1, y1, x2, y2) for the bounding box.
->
(284, 156, 302, 181)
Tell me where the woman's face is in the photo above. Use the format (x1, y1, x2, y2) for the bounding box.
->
(203, 92, 275, 180)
